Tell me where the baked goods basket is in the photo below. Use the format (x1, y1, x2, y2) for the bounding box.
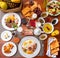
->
(0, 0, 22, 12)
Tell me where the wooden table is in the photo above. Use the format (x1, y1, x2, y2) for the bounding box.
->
(0, 0, 60, 58)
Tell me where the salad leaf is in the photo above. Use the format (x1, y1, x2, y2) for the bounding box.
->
(12, 23, 18, 29)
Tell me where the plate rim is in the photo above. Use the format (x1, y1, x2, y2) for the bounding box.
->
(1, 31, 12, 41)
(2, 13, 21, 30)
(18, 36, 41, 57)
(2, 42, 17, 57)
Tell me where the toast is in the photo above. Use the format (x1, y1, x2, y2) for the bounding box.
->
(50, 39, 59, 50)
(51, 47, 59, 54)
(52, 52, 58, 55)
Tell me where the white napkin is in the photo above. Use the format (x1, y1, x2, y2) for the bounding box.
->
(46, 37, 57, 57)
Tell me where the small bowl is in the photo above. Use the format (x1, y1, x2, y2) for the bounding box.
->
(51, 18, 58, 25)
(39, 34, 47, 40)
(17, 27, 23, 32)
(41, 12, 48, 18)
(32, 13, 37, 19)
(36, 22, 41, 28)
(43, 23, 54, 34)
(34, 28, 42, 36)
(38, 17, 45, 25)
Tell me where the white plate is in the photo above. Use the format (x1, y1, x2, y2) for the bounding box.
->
(18, 36, 41, 58)
(2, 13, 21, 30)
(46, 1, 60, 16)
(2, 42, 17, 57)
(1, 31, 12, 41)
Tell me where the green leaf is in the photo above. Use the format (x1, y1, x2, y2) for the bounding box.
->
(12, 23, 18, 29)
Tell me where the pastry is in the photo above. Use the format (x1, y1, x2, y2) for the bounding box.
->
(22, 1, 42, 19)
(51, 47, 59, 54)
(53, 52, 58, 55)
(9, 43, 14, 49)
(50, 39, 59, 50)
(25, 12, 32, 18)
(4, 46, 11, 53)
(22, 6, 31, 15)
(4, 43, 14, 53)
(25, 1, 38, 11)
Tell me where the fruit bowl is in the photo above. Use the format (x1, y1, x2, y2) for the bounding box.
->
(0, 0, 22, 12)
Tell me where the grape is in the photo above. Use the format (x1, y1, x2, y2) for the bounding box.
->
(33, 7, 42, 17)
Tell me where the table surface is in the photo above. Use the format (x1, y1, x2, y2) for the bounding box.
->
(0, 0, 60, 58)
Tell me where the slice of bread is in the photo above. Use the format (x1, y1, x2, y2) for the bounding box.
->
(50, 39, 59, 50)
(51, 47, 59, 54)
(52, 52, 58, 55)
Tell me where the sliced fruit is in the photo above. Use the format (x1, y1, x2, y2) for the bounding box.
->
(0, 2, 7, 10)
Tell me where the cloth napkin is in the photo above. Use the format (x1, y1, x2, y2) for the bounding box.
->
(46, 37, 57, 57)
